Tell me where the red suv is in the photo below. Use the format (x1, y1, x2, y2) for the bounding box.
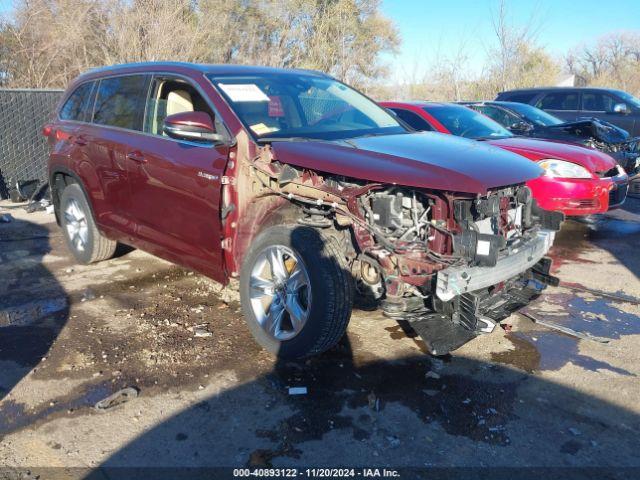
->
(46, 62, 562, 358)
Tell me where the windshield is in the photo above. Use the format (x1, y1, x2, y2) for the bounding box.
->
(504, 102, 563, 126)
(208, 73, 406, 141)
(616, 91, 640, 109)
(425, 105, 513, 139)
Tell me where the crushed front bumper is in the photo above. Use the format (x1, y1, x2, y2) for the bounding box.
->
(436, 229, 556, 302)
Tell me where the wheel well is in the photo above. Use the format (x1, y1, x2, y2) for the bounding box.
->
(51, 172, 74, 225)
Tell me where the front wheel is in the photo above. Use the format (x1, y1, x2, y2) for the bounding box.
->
(239, 226, 353, 359)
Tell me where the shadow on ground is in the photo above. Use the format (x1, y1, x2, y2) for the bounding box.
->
(81, 226, 640, 478)
(80, 335, 640, 477)
(0, 216, 69, 401)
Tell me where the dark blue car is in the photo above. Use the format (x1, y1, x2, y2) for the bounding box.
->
(496, 87, 640, 137)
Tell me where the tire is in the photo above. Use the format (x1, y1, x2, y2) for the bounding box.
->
(59, 183, 117, 264)
(240, 225, 353, 359)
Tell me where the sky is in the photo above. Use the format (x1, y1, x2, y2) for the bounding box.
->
(381, 0, 640, 82)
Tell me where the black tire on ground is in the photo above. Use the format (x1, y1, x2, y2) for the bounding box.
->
(59, 183, 117, 264)
(239, 225, 354, 359)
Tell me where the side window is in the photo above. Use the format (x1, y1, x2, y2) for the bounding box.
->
(93, 75, 148, 130)
(582, 93, 615, 112)
(536, 92, 579, 111)
(476, 106, 518, 127)
(59, 82, 94, 121)
(504, 92, 537, 104)
(391, 108, 433, 131)
(144, 77, 223, 138)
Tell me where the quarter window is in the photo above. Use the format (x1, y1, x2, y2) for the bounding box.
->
(536, 92, 579, 111)
(93, 75, 148, 130)
(59, 82, 94, 121)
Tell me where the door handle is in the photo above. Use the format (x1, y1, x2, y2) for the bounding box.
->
(73, 136, 87, 146)
(126, 151, 146, 163)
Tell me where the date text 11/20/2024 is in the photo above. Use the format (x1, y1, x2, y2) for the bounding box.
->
(233, 468, 401, 477)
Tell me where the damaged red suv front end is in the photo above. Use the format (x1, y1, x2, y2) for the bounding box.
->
(48, 63, 563, 359)
(235, 131, 563, 355)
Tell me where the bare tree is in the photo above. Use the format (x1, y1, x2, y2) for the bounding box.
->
(567, 32, 640, 94)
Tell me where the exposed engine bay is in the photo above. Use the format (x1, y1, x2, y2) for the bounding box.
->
(239, 146, 564, 356)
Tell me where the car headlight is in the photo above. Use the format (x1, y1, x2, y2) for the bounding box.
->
(537, 159, 592, 179)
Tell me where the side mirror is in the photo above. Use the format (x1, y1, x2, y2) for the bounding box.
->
(612, 103, 630, 115)
(163, 111, 224, 143)
(509, 121, 532, 133)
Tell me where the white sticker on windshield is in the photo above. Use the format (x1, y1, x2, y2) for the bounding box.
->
(218, 83, 270, 102)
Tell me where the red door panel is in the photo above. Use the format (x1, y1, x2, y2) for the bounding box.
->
(125, 135, 228, 282)
(74, 124, 137, 238)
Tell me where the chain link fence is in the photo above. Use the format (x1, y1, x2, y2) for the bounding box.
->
(0, 89, 64, 199)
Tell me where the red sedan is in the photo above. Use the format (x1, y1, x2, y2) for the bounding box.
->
(382, 101, 629, 216)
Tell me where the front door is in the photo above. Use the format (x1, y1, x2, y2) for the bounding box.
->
(124, 75, 229, 281)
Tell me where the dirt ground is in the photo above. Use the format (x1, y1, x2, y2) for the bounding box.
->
(1, 197, 640, 479)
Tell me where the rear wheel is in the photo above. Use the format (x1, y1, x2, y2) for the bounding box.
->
(240, 226, 353, 359)
(60, 183, 117, 264)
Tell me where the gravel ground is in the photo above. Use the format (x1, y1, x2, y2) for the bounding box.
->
(1, 198, 639, 479)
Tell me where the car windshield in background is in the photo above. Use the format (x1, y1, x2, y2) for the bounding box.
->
(505, 103, 563, 127)
(616, 91, 640, 109)
(426, 105, 513, 139)
(208, 74, 406, 141)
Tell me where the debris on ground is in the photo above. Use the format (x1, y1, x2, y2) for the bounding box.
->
(94, 387, 139, 411)
(288, 387, 308, 395)
(25, 199, 51, 213)
(80, 289, 96, 302)
(501, 323, 513, 332)
(194, 326, 213, 338)
(568, 427, 582, 436)
(425, 371, 440, 379)
(520, 311, 610, 343)
(0, 213, 12, 223)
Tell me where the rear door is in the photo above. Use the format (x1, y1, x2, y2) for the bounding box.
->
(123, 74, 229, 281)
(82, 74, 149, 237)
(535, 91, 581, 122)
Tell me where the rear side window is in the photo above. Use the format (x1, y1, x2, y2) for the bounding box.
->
(93, 75, 148, 130)
(59, 82, 94, 121)
(391, 108, 433, 131)
(536, 92, 579, 110)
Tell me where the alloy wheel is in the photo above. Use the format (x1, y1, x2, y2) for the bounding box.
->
(64, 198, 88, 253)
(248, 245, 312, 341)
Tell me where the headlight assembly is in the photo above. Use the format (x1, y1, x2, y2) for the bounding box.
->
(537, 159, 592, 179)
